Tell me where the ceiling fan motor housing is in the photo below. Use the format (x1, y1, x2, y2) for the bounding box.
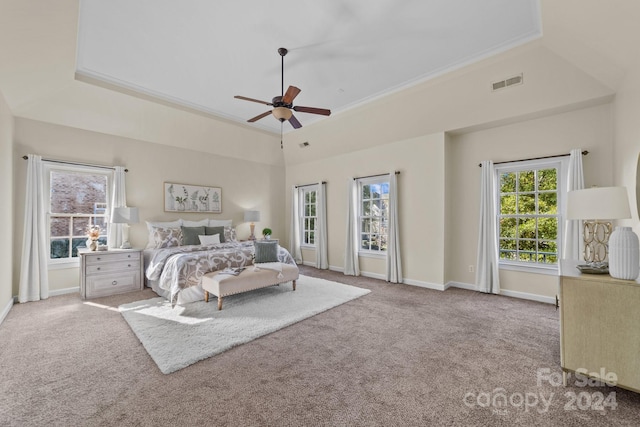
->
(271, 96, 292, 108)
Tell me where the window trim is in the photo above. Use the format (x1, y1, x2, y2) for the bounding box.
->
(494, 157, 568, 274)
(357, 176, 390, 256)
(44, 163, 112, 267)
(299, 185, 318, 249)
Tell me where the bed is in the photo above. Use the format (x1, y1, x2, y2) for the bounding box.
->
(142, 219, 295, 306)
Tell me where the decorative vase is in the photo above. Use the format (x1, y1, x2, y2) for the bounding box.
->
(608, 226, 639, 280)
(89, 240, 98, 251)
(264, 235, 271, 240)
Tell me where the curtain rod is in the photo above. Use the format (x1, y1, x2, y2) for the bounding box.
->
(295, 181, 327, 188)
(353, 171, 400, 180)
(22, 155, 129, 172)
(478, 150, 588, 167)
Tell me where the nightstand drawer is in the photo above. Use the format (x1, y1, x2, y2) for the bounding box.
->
(86, 260, 140, 275)
(85, 271, 142, 298)
(84, 252, 139, 264)
(79, 248, 143, 299)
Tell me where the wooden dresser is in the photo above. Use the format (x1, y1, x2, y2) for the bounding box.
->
(559, 260, 640, 393)
(79, 248, 143, 299)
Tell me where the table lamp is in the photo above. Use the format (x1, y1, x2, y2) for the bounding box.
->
(244, 210, 260, 241)
(566, 187, 632, 274)
(111, 207, 139, 249)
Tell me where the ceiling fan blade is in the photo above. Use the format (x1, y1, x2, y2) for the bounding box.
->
(288, 114, 302, 129)
(247, 110, 272, 123)
(282, 86, 301, 104)
(293, 105, 331, 116)
(234, 95, 273, 106)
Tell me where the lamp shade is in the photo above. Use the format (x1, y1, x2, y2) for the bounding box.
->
(111, 207, 139, 224)
(244, 210, 261, 222)
(567, 187, 631, 220)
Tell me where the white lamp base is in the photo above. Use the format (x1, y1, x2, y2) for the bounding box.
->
(120, 224, 132, 249)
(609, 226, 639, 280)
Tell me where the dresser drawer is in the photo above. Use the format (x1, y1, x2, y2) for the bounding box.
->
(79, 249, 143, 299)
(86, 260, 140, 275)
(85, 271, 142, 298)
(84, 252, 139, 265)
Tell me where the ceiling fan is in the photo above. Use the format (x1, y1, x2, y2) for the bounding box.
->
(234, 47, 331, 130)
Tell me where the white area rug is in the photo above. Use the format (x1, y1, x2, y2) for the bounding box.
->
(119, 275, 370, 374)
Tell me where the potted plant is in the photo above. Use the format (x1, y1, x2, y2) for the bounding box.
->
(262, 228, 272, 240)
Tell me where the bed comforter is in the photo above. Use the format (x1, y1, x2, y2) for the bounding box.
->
(145, 241, 296, 306)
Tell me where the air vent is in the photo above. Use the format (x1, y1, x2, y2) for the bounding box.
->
(491, 73, 523, 92)
(299, 141, 310, 148)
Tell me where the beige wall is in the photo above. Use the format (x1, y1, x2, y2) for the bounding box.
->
(446, 103, 614, 299)
(12, 118, 285, 295)
(281, 43, 618, 300)
(286, 133, 446, 287)
(0, 91, 14, 316)
(283, 44, 613, 166)
(613, 54, 640, 229)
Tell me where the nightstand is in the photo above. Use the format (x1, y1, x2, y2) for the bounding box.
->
(79, 248, 143, 299)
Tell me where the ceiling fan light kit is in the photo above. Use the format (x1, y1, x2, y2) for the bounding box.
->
(272, 106, 292, 121)
(234, 47, 331, 132)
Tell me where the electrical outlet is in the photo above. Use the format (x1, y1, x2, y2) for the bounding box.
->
(468, 265, 474, 273)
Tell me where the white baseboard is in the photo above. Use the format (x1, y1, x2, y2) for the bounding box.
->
(13, 286, 80, 302)
(360, 271, 385, 281)
(446, 281, 477, 291)
(446, 281, 554, 304)
(0, 297, 14, 326)
(403, 278, 446, 291)
(49, 286, 80, 297)
(302, 260, 317, 267)
(306, 266, 554, 304)
(499, 289, 555, 305)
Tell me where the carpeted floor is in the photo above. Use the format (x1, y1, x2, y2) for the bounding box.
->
(119, 275, 370, 373)
(1, 266, 639, 426)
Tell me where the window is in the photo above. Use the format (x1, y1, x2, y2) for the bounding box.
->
(495, 159, 566, 271)
(300, 187, 317, 246)
(358, 177, 389, 253)
(46, 165, 111, 263)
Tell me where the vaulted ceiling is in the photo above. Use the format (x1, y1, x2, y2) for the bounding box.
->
(1, 0, 639, 165)
(75, 0, 540, 133)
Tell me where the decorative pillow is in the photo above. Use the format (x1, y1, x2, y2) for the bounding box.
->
(198, 234, 220, 245)
(182, 219, 210, 227)
(146, 226, 183, 249)
(205, 226, 226, 243)
(209, 219, 233, 227)
(224, 225, 237, 242)
(146, 220, 181, 234)
(181, 226, 205, 245)
(254, 240, 279, 263)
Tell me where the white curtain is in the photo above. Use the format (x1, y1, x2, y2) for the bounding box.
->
(344, 179, 360, 276)
(289, 186, 302, 264)
(315, 182, 329, 269)
(563, 148, 585, 260)
(19, 155, 49, 302)
(108, 166, 127, 249)
(476, 160, 500, 294)
(386, 172, 403, 283)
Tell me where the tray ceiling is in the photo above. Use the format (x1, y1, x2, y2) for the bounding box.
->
(76, 0, 541, 133)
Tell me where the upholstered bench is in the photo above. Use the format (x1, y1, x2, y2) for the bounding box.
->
(201, 263, 299, 310)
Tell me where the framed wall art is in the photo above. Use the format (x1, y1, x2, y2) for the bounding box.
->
(164, 182, 222, 213)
